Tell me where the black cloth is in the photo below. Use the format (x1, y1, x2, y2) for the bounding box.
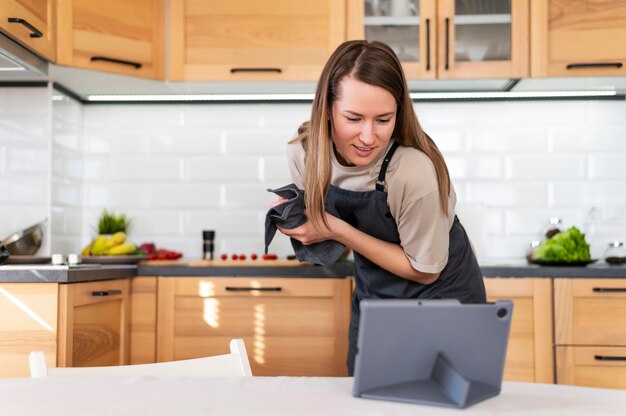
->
(319, 142, 486, 375)
(265, 183, 345, 266)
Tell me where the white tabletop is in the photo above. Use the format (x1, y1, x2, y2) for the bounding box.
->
(1, 377, 625, 416)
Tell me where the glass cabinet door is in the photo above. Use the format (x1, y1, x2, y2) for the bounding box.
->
(347, 0, 436, 79)
(438, 0, 529, 78)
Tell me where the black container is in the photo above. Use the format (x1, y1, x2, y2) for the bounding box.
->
(0, 240, 10, 264)
(202, 230, 215, 260)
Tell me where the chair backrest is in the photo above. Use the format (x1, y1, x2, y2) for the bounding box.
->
(30, 339, 252, 378)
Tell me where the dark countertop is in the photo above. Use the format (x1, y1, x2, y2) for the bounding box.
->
(2, 260, 626, 283)
(138, 261, 355, 278)
(0, 264, 137, 283)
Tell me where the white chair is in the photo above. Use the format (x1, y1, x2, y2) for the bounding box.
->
(30, 338, 252, 378)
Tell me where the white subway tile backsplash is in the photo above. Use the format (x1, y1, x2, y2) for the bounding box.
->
(9, 180, 47, 203)
(504, 209, 583, 236)
(428, 129, 465, 152)
(469, 128, 549, 152)
(446, 155, 503, 179)
(180, 104, 263, 128)
(186, 210, 261, 236)
(128, 211, 182, 235)
(110, 158, 183, 181)
(8, 148, 49, 174)
(224, 129, 294, 155)
(589, 101, 626, 125)
(148, 131, 223, 155)
(467, 182, 548, 208)
(261, 156, 290, 182)
(186, 156, 260, 182)
(224, 184, 276, 209)
(150, 184, 221, 208)
(2, 88, 50, 115)
(51, 183, 80, 206)
(506, 155, 585, 180)
(589, 155, 626, 179)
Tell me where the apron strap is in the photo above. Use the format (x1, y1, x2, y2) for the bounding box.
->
(375, 141, 401, 192)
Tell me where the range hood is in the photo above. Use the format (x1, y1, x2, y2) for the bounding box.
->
(0, 32, 623, 102)
(0, 33, 47, 80)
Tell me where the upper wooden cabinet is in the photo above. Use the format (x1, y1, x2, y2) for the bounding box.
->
(0, 0, 55, 60)
(169, 0, 347, 81)
(347, 0, 529, 79)
(531, 0, 626, 77)
(56, 0, 165, 79)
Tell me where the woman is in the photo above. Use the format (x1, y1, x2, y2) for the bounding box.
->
(276, 40, 486, 375)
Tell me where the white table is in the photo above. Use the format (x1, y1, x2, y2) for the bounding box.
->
(1, 377, 625, 415)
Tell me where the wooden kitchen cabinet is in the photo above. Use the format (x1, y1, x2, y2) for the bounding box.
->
(0, 0, 55, 60)
(554, 278, 626, 389)
(530, 0, 626, 77)
(56, 0, 165, 79)
(484, 277, 554, 383)
(346, 0, 529, 79)
(169, 0, 347, 81)
(156, 277, 351, 376)
(0, 278, 130, 378)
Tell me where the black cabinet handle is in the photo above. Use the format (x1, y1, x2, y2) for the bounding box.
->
(91, 56, 142, 69)
(225, 287, 282, 292)
(8, 17, 42, 38)
(444, 18, 450, 70)
(230, 68, 282, 74)
(425, 18, 431, 71)
(567, 62, 623, 70)
(592, 287, 626, 293)
(594, 355, 626, 361)
(91, 290, 122, 297)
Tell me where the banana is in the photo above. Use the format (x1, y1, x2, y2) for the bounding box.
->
(90, 235, 109, 255)
(107, 242, 137, 255)
(81, 240, 94, 256)
(104, 231, 126, 249)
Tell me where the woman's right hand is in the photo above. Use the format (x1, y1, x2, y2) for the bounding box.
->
(269, 197, 287, 208)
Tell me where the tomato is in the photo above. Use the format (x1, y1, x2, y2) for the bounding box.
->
(220, 254, 228, 260)
(250, 253, 258, 260)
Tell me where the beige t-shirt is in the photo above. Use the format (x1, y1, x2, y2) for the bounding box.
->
(287, 139, 456, 274)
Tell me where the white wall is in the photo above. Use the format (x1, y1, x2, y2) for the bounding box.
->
(0, 87, 51, 254)
(3, 85, 626, 262)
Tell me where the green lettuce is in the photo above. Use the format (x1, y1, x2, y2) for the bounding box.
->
(532, 226, 591, 262)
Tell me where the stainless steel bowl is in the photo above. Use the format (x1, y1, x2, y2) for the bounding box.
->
(0, 241, 9, 264)
(2, 221, 45, 255)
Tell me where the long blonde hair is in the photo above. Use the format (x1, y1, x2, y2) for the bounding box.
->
(294, 40, 451, 231)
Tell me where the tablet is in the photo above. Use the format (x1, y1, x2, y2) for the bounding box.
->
(352, 299, 513, 409)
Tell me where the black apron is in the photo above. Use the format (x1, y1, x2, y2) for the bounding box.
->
(325, 141, 487, 376)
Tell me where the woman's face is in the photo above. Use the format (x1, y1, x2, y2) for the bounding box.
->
(330, 76, 397, 167)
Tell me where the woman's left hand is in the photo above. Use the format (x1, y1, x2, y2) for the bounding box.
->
(276, 211, 340, 245)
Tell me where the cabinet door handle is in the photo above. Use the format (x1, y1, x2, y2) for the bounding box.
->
(567, 62, 623, 70)
(594, 355, 626, 361)
(230, 68, 282, 74)
(425, 18, 431, 71)
(592, 287, 626, 293)
(444, 18, 450, 70)
(7, 17, 43, 38)
(91, 290, 122, 297)
(225, 286, 282, 292)
(91, 56, 142, 69)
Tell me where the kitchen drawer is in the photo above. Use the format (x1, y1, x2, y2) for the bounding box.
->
(556, 346, 626, 389)
(555, 279, 626, 346)
(157, 277, 351, 376)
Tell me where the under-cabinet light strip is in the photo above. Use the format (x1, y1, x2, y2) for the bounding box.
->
(85, 90, 618, 102)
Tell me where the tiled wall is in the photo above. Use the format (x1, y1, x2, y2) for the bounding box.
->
(3, 86, 626, 262)
(51, 90, 84, 254)
(0, 87, 51, 254)
(81, 99, 626, 261)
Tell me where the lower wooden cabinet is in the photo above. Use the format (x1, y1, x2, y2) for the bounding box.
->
(484, 277, 554, 383)
(554, 278, 626, 389)
(0, 278, 130, 378)
(58, 279, 130, 368)
(156, 277, 351, 376)
(556, 346, 626, 389)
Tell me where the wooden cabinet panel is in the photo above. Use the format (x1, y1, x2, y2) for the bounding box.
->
(484, 277, 554, 383)
(531, 0, 626, 77)
(555, 278, 626, 346)
(0, 283, 58, 378)
(169, 0, 346, 81)
(0, 0, 55, 60)
(129, 276, 158, 364)
(157, 277, 351, 376)
(56, 0, 165, 79)
(556, 346, 626, 389)
(58, 279, 130, 368)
